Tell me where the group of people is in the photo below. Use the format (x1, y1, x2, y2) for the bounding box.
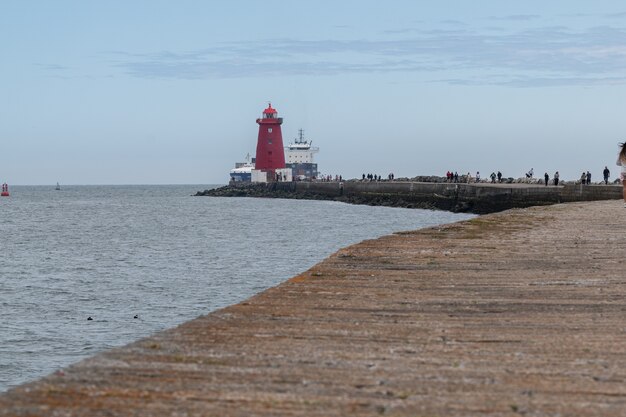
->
(445, 171, 459, 182)
(489, 171, 504, 183)
(443, 167, 620, 187)
(333, 144, 626, 209)
(541, 168, 615, 186)
(541, 167, 618, 186)
(578, 167, 613, 185)
(445, 171, 485, 183)
(318, 174, 342, 182)
(580, 171, 592, 185)
(446, 170, 506, 184)
(578, 143, 626, 207)
(362, 173, 394, 181)
(542, 171, 560, 186)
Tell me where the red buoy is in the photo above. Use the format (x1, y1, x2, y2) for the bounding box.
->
(255, 103, 286, 172)
(1, 183, 8, 197)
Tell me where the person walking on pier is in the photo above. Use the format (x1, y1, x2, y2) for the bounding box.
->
(554, 171, 560, 186)
(587, 171, 592, 185)
(544, 172, 549, 186)
(617, 142, 626, 206)
(581, 172, 587, 185)
(603, 166, 610, 184)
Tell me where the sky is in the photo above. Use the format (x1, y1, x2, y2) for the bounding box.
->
(2, 0, 626, 185)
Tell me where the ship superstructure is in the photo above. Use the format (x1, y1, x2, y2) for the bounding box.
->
(285, 129, 319, 180)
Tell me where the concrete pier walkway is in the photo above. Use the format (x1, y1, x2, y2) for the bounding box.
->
(2, 200, 626, 416)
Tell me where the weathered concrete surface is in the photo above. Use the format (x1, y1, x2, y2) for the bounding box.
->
(2, 200, 626, 416)
(198, 181, 623, 214)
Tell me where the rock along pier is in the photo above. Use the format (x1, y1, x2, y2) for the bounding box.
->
(2, 200, 626, 416)
(197, 181, 622, 214)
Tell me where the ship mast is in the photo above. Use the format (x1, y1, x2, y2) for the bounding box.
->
(298, 129, 304, 144)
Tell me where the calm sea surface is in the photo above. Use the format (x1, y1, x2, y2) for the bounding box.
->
(0, 184, 474, 392)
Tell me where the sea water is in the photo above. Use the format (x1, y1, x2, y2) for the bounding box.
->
(0, 184, 474, 391)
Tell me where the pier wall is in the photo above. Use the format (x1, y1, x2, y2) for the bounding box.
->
(218, 181, 622, 213)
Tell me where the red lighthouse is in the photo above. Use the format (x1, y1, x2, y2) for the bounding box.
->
(255, 103, 286, 172)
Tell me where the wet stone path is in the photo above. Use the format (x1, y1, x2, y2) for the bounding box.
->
(2, 200, 626, 416)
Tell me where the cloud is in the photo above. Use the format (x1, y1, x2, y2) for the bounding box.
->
(110, 24, 626, 87)
(383, 28, 419, 35)
(437, 75, 626, 88)
(34, 63, 69, 71)
(502, 76, 626, 87)
(440, 19, 467, 26)
(488, 14, 541, 21)
(604, 12, 626, 19)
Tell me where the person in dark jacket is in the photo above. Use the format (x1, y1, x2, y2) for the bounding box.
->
(603, 166, 610, 184)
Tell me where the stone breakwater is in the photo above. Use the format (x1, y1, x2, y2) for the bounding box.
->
(196, 181, 622, 214)
(2, 200, 626, 416)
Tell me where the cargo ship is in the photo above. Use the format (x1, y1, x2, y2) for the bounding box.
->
(285, 129, 319, 180)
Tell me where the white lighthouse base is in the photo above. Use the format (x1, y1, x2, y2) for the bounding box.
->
(251, 168, 293, 183)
